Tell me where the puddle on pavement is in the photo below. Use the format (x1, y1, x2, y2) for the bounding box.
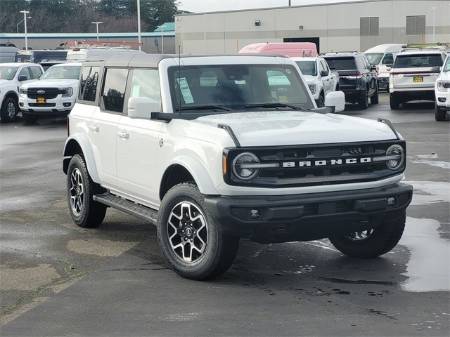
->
(66, 238, 138, 257)
(400, 217, 450, 292)
(0, 264, 60, 291)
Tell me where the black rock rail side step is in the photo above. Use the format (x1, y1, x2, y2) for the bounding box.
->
(93, 193, 158, 224)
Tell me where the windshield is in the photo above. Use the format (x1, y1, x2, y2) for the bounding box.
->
(365, 53, 384, 65)
(323, 57, 356, 70)
(393, 54, 443, 68)
(31, 51, 67, 63)
(0, 66, 19, 80)
(168, 64, 314, 112)
(296, 61, 317, 76)
(443, 57, 450, 72)
(41, 66, 81, 80)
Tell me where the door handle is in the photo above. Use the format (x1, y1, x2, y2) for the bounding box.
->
(118, 131, 130, 139)
(89, 125, 99, 132)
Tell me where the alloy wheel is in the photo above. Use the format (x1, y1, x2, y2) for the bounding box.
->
(167, 201, 208, 264)
(346, 229, 375, 241)
(7, 101, 16, 119)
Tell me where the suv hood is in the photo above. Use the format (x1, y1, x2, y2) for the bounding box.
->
(0, 79, 12, 87)
(21, 79, 79, 89)
(438, 71, 450, 81)
(195, 111, 397, 147)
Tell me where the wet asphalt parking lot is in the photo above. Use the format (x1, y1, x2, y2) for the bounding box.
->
(0, 93, 449, 336)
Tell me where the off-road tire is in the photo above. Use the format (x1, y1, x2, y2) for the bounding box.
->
(157, 183, 239, 280)
(329, 211, 406, 258)
(0, 96, 19, 123)
(435, 107, 447, 121)
(67, 154, 106, 228)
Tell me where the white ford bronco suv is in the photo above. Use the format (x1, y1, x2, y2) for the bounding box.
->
(63, 53, 413, 280)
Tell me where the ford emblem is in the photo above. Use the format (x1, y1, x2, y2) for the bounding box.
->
(37, 89, 45, 95)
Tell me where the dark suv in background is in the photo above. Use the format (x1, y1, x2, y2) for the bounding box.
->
(323, 52, 378, 109)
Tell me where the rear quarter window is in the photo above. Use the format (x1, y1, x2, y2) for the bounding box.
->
(79, 66, 100, 102)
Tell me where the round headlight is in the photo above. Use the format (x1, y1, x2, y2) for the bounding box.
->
(232, 152, 260, 180)
(385, 144, 404, 170)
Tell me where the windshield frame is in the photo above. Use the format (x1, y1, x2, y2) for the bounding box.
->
(0, 66, 19, 81)
(443, 57, 450, 72)
(41, 65, 81, 80)
(167, 63, 315, 113)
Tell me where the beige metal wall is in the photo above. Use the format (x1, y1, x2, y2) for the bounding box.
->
(175, 0, 450, 54)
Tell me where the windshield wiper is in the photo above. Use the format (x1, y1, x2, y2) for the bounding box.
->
(177, 105, 232, 112)
(244, 102, 310, 111)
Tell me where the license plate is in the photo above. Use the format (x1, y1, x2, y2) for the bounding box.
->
(413, 76, 423, 83)
(36, 96, 46, 104)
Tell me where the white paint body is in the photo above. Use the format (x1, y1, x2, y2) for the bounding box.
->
(67, 55, 402, 210)
(435, 56, 450, 110)
(291, 57, 339, 101)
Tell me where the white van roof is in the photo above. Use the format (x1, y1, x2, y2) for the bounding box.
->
(365, 44, 405, 54)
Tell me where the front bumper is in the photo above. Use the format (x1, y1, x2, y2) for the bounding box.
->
(19, 94, 75, 113)
(205, 183, 413, 243)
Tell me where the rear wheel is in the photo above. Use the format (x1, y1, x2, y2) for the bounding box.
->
(67, 154, 106, 228)
(0, 96, 19, 123)
(358, 91, 369, 109)
(157, 183, 239, 280)
(435, 106, 447, 121)
(329, 212, 405, 258)
(390, 94, 400, 110)
(371, 86, 379, 105)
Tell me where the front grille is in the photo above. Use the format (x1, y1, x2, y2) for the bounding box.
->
(29, 103, 56, 107)
(27, 88, 61, 99)
(225, 141, 405, 188)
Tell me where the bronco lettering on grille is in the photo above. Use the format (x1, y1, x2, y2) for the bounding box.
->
(283, 157, 372, 168)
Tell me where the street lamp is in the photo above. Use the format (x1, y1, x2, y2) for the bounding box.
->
(91, 21, 103, 41)
(19, 10, 30, 51)
(431, 7, 436, 43)
(16, 16, 31, 33)
(137, 0, 142, 51)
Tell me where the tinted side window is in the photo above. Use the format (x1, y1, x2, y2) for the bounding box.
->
(130, 69, 161, 106)
(78, 67, 90, 100)
(30, 66, 42, 79)
(102, 68, 128, 112)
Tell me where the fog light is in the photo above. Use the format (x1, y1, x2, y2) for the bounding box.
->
(250, 209, 260, 219)
(387, 197, 396, 206)
(63, 102, 71, 107)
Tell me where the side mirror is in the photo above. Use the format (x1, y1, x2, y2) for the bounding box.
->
(325, 91, 345, 113)
(320, 70, 328, 77)
(18, 75, 28, 82)
(127, 97, 161, 119)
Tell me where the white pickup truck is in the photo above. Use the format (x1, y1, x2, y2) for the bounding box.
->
(63, 53, 412, 280)
(293, 57, 339, 106)
(0, 62, 43, 123)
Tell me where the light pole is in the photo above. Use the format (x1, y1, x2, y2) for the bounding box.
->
(19, 10, 30, 51)
(91, 21, 103, 41)
(16, 16, 31, 33)
(137, 0, 142, 51)
(431, 7, 436, 43)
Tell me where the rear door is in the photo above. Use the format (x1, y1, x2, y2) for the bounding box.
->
(115, 68, 164, 206)
(90, 67, 129, 189)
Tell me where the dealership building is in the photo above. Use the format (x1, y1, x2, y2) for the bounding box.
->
(175, 0, 450, 54)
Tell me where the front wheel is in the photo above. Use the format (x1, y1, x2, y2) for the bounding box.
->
(0, 96, 19, 123)
(157, 183, 239, 280)
(329, 212, 405, 258)
(316, 91, 325, 107)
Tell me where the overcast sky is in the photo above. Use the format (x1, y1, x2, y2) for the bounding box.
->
(178, 0, 364, 13)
